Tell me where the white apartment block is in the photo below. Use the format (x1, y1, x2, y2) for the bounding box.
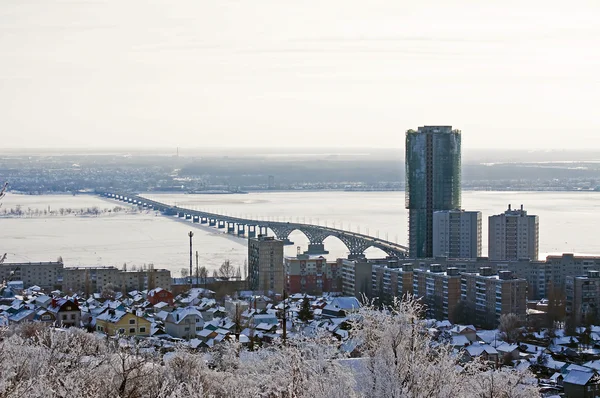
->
(488, 204, 539, 261)
(433, 210, 481, 259)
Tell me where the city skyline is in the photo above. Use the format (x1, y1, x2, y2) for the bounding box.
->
(0, 1, 598, 150)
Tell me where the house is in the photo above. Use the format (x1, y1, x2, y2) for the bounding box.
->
(96, 309, 151, 337)
(8, 308, 35, 324)
(34, 308, 56, 324)
(496, 343, 520, 361)
(321, 297, 361, 317)
(450, 325, 477, 342)
(462, 344, 499, 363)
(47, 297, 81, 327)
(164, 307, 204, 340)
(563, 370, 600, 398)
(147, 288, 174, 306)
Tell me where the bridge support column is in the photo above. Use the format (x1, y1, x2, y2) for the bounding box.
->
(209, 218, 216, 226)
(247, 225, 256, 238)
(201, 217, 208, 224)
(227, 222, 235, 234)
(193, 216, 199, 223)
(218, 220, 225, 229)
(258, 226, 268, 236)
(237, 224, 245, 236)
(304, 243, 329, 255)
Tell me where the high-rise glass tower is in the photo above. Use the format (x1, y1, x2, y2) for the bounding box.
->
(405, 126, 461, 258)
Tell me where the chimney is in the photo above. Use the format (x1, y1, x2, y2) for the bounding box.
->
(508, 204, 511, 211)
(520, 204, 523, 211)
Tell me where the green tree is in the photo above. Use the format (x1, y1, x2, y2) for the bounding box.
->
(298, 297, 314, 323)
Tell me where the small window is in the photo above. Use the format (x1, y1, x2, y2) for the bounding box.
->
(71, 314, 76, 320)
(62, 315, 68, 320)
(129, 319, 135, 325)
(139, 327, 146, 333)
(118, 328, 125, 334)
(129, 328, 135, 334)
(97, 326, 102, 331)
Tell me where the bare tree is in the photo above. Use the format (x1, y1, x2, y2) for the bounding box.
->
(218, 260, 236, 279)
(498, 313, 522, 343)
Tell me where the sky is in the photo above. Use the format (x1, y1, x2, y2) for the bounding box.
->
(0, 0, 598, 150)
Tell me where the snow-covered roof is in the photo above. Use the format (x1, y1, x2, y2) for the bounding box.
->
(564, 370, 594, 386)
(583, 360, 600, 372)
(165, 307, 203, 325)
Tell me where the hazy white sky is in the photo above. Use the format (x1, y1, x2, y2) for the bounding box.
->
(0, 0, 598, 149)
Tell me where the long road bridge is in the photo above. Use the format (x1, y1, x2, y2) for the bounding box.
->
(100, 192, 408, 259)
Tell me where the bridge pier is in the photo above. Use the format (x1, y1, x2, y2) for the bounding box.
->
(209, 218, 216, 226)
(304, 243, 329, 255)
(247, 225, 256, 238)
(193, 216, 199, 223)
(201, 217, 207, 224)
(218, 220, 225, 229)
(227, 222, 235, 234)
(237, 224, 245, 236)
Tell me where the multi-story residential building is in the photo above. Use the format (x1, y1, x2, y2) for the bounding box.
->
(247, 236, 284, 294)
(565, 270, 600, 324)
(0, 262, 171, 293)
(412, 265, 462, 322)
(405, 126, 461, 258)
(488, 204, 539, 261)
(0, 261, 63, 291)
(461, 268, 527, 326)
(62, 267, 171, 294)
(371, 260, 414, 300)
(433, 210, 482, 259)
(285, 253, 341, 294)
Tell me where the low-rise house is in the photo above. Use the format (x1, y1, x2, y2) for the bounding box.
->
(496, 343, 520, 361)
(96, 309, 151, 337)
(47, 297, 81, 327)
(34, 308, 56, 324)
(8, 308, 35, 324)
(563, 370, 600, 398)
(450, 325, 477, 342)
(147, 287, 174, 306)
(164, 307, 204, 340)
(462, 344, 499, 363)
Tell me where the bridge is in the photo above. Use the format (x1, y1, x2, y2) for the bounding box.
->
(100, 192, 408, 259)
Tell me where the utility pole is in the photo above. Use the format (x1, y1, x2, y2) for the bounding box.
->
(282, 287, 287, 345)
(196, 250, 199, 287)
(188, 231, 194, 288)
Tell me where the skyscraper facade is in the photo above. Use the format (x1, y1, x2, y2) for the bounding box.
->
(405, 126, 461, 258)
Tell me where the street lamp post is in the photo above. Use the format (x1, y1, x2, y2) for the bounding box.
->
(188, 231, 194, 288)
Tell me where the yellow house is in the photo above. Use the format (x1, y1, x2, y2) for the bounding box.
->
(95, 309, 151, 337)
